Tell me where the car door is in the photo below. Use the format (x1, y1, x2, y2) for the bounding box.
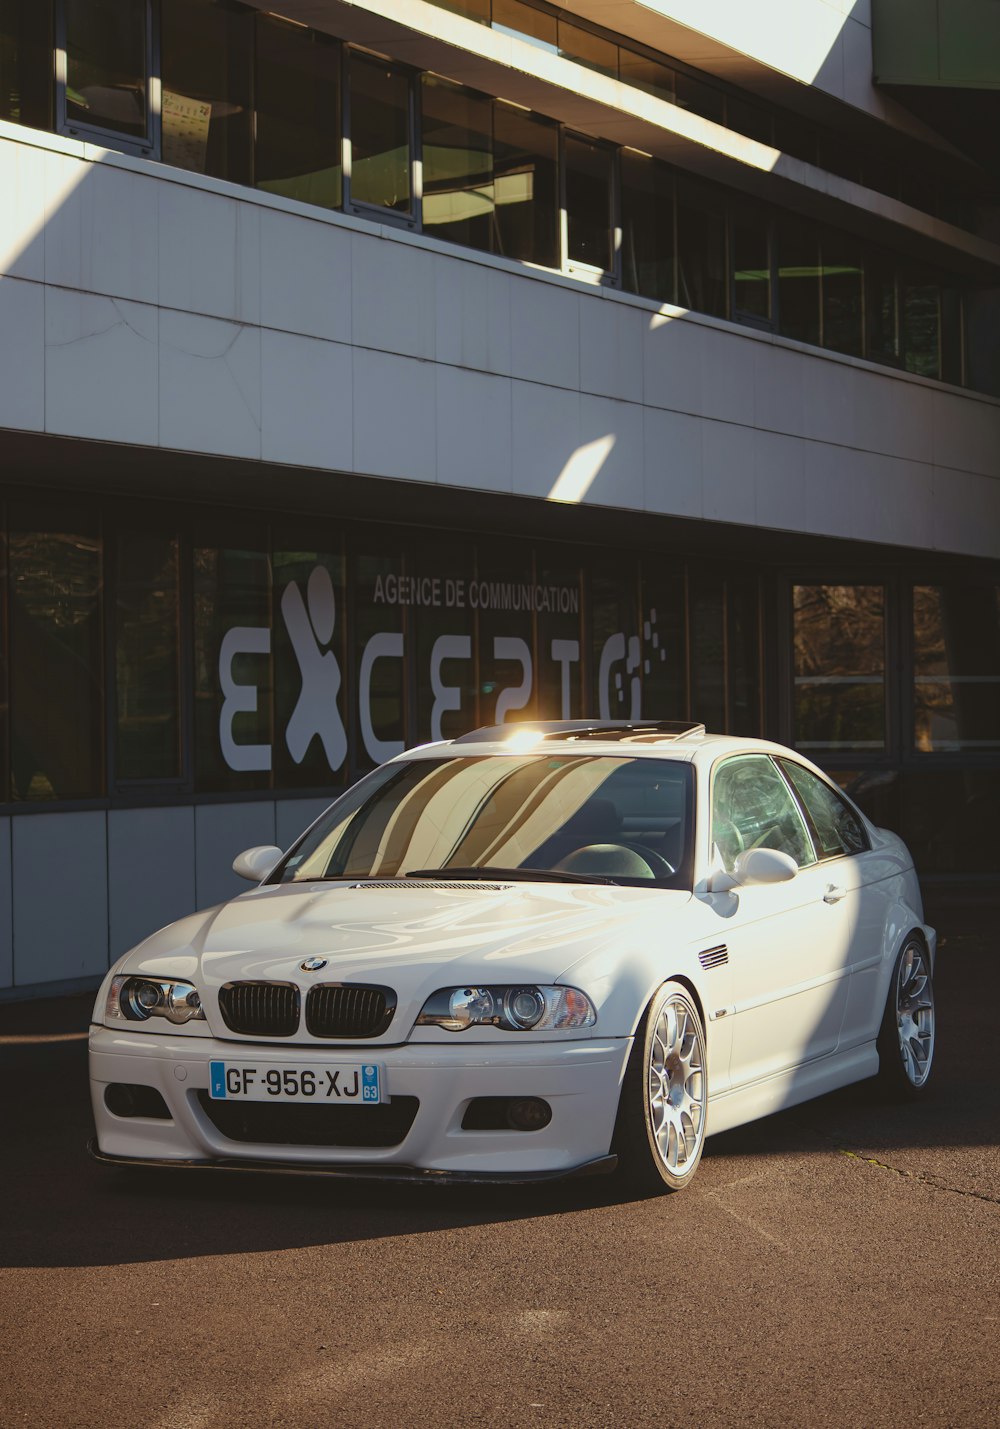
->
(776, 758, 888, 1052)
(709, 754, 854, 1087)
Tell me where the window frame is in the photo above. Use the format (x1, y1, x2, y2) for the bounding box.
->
(560, 127, 620, 286)
(773, 755, 871, 862)
(56, 0, 159, 158)
(708, 751, 818, 873)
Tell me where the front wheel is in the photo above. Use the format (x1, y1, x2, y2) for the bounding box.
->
(613, 982, 708, 1194)
(874, 937, 936, 1097)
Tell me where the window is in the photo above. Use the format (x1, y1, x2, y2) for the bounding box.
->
(61, 0, 149, 146)
(732, 206, 771, 323)
(677, 176, 727, 318)
(711, 755, 815, 872)
(793, 585, 886, 754)
(779, 759, 868, 858)
(690, 577, 725, 735)
(161, 0, 252, 183)
(115, 528, 182, 782)
(491, 0, 556, 48)
(255, 14, 341, 210)
(193, 523, 271, 792)
(272, 534, 348, 789)
(620, 150, 675, 303)
(777, 215, 820, 346)
(913, 585, 1000, 752)
(9, 505, 104, 800)
(493, 104, 558, 266)
(0, 0, 51, 128)
(421, 75, 493, 251)
(558, 18, 617, 79)
(866, 252, 898, 365)
(618, 52, 674, 104)
(564, 133, 614, 274)
(820, 232, 863, 358)
(348, 52, 413, 217)
(901, 271, 940, 379)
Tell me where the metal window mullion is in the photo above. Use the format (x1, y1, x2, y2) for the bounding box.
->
(558, 128, 568, 274)
(410, 68, 422, 231)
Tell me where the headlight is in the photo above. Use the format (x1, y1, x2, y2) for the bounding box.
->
(106, 976, 205, 1025)
(416, 985, 596, 1032)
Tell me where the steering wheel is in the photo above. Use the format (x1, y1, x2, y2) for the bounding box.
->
(619, 841, 676, 877)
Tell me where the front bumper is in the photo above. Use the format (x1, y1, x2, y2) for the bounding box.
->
(89, 1025, 631, 1177)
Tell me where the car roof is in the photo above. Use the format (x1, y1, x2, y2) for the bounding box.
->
(397, 722, 803, 766)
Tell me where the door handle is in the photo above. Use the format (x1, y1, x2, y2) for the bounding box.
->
(823, 885, 847, 904)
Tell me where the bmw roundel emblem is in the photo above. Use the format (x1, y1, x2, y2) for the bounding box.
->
(300, 957, 328, 972)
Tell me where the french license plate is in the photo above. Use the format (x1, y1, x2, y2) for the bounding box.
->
(208, 1061, 382, 1104)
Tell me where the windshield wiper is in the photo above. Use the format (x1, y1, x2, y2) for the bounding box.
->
(404, 866, 616, 886)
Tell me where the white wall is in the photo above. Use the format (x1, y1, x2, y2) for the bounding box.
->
(0, 799, 324, 995)
(1, 127, 997, 561)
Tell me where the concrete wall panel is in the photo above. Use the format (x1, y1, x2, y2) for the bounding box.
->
(45, 288, 158, 445)
(195, 802, 277, 913)
(0, 276, 44, 433)
(108, 806, 197, 964)
(12, 811, 108, 985)
(260, 208, 352, 344)
(261, 327, 353, 470)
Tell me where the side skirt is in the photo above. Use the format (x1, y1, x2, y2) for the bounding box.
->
(705, 1043, 879, 1138)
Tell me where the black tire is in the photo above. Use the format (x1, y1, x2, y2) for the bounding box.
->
(613, 981, 708, 1194)
(874, 935, 936, 1099)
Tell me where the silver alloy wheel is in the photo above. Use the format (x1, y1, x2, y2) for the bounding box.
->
(647, 994, 706, 1177)
(895, 941, 935, 1087)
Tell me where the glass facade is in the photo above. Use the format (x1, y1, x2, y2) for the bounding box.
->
(0, 494, 762, 801)
(0, 0, 988, 392)
(0, 493, 993, 876)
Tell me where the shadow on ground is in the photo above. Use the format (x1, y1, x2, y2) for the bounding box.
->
(1, 892, 994, 1271)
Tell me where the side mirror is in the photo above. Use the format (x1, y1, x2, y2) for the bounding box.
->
(233, 845, 283, 882)
(732, 847, 798, 886)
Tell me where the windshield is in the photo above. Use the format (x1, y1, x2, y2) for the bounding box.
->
(276, 755, 694, 889)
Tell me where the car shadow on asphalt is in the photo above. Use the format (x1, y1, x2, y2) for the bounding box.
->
(1, 915, 994, 1271)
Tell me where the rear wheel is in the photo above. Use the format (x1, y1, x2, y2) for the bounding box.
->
(875, 937, 935, 1097)
(614, 982, 708, 1194)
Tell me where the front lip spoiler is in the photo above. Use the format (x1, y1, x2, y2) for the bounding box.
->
(87, 1140, 618, 1185)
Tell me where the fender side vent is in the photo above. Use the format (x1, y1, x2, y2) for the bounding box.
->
(698, 945, 729, 970)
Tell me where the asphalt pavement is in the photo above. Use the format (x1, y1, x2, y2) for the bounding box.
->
(1, 890, 997, 1429)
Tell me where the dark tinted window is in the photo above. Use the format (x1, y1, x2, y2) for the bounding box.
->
(779, 758, 867, 857)
(565, 133, 613, 271)
(777, 215, 820, 346)
(115, 529, 181, 782)
(161, 0, 253, 183)
(64, 0, 146, 139)
(349, 54, 412, 214)
(9, 506, 104, 800)
(732, 209, 771, 322)
(0, 0, 51, 128)
(421, 75, 493, 251)
(620, 150, 674, 302)
(255, 14, 341, 210)
(821, 232, 863, 357)
(493, 104, 558, 266)
(677, 177, 727, 317)
(913, 585, 1000, 753)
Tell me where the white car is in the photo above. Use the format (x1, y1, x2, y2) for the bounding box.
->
(89, 722, 936, 1194)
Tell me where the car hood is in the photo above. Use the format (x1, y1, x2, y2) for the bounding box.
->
(122, 879, 691, 1039)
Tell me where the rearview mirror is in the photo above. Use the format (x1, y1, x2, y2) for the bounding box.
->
(233, 845, 283, 882)
(731, 847, 798, 886)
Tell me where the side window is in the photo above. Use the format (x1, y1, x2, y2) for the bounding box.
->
(711, 755, 816, 873)
(778, 759, 869, 858)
